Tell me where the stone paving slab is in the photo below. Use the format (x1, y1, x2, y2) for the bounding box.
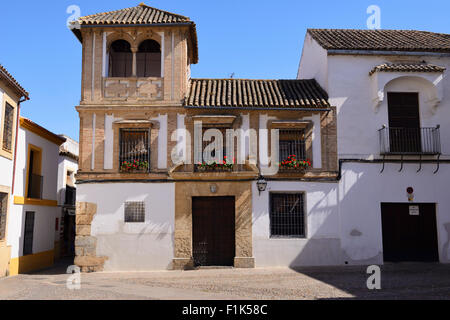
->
(0, 262, 449, 300)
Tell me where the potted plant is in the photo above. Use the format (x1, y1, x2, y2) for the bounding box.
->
(120, 160, 149, 173)
(279, 155, 311, 173)
(197, 156, 234, 172)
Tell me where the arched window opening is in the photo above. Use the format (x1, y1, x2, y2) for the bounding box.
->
(109, 40, 132, 77)
(137, 40, 161, 77)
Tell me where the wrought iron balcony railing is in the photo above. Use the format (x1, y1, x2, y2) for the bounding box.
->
(65, 186, 76, 206)
(379, 126, 441, 155)
(27, 174, 43, 199)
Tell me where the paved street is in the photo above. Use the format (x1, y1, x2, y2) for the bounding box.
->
(0, 260, 449, 300)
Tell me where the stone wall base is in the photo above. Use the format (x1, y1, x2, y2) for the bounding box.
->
(234, 257, 255, 268)
(172, 258, 195, 270)
(75, 202, 108, 273)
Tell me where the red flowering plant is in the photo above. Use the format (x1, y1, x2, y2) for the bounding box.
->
(279, 155, 311, 171)
(197, 156, 235, 172)
(120, 160, 149, 172)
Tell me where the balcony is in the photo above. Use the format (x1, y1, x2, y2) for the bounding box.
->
(379, 126, 441, 155)
(65, 186, 76, 206)
(27, 174, 43, 199)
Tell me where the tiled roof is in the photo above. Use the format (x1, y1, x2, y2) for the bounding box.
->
(0, 64, 29, 99)
(308, 29, 450, 53)
(20, 117, 66, 146)
(186, 79, 330, 109)
(77, 3, 191, 25)
(73, 4, 198, 63)
(369, 63, 446, 76)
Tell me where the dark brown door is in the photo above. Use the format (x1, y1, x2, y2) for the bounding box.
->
(192, 197, 235, 266)
(381, 203, 439, 262)
(387, 92, 421, 153)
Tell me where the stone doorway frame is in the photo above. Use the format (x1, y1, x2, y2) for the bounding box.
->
(173, 181, 254, 269)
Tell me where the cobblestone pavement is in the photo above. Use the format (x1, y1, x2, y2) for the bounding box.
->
(0, 261, 449, 300)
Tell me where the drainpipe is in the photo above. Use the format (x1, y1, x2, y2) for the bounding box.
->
(11, 96, 29, 195)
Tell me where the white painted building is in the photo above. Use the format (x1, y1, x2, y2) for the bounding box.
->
(290, 29, 450, 265)
(56, 135, 79, 259)
(0, 65, 28, 277)
(7, 117, 66, 275)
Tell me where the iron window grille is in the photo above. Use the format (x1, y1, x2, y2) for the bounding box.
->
(2, 102, 14, 152)
(270, 193, 306, 238)
(119, 129, 150, 172)
(0, 193, 7, 240)
(124, 201, 145, 223)
(279, 129, 306, 161)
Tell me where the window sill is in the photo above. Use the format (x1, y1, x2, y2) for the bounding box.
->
(269, 236, 307, 240)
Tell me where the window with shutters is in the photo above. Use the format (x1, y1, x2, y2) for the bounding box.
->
(0, 192, 8, 241)
(124, 201, 145, 223)
(2, 102, 14, 153)
(137, 40, 161, 77)
(109, 40, 133, 77)
(119, 129, 150, 173)
(270, 193, 306, 238)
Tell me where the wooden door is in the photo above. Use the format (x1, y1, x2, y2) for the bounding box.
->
(192, 197, 235, 266)
(387, 92, 421, 153)
(381, 203, 439, 262)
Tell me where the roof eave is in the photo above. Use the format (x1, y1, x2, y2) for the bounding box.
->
(327, 49, 450, 57)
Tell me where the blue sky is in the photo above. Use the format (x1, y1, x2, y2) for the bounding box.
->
(1, 0, 448, 141)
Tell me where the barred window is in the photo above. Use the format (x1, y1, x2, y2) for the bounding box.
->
(270, 193, 305, 237)
(119, 129, 150, 172)
(2, 103, 14, 152)
(124, 201, 145, 223)
(279, 129, 306, 162)
(0, 193, 8, 240)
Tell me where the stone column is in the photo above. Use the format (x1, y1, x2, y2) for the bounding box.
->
(131, 47, 137, 77)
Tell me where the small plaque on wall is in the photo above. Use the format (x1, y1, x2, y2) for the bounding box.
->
(409, 205, 420, 216)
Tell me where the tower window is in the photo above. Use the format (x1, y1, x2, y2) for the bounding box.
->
(137, 39, 161, 77)
(109, 40, 132, 77)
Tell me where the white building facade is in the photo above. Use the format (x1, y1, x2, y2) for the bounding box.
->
(292, 29, 450, 265)
(0, 65, 28, 277)
(7, 117, 65, 275)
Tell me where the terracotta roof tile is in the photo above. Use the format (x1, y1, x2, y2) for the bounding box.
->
(369, 63, 446, 75)
(73, 4, 198, 64)
(308, 29, 450, 53)
(0, 64, 29, 99)
(77, 3, 191, 25)
(186, 79, 330, 109)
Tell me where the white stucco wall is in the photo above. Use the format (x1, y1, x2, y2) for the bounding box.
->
(253, 180, 341, 267)
(252, 162, 450, 267)
(77, 183, 175, 270)
(326, 54, 450, 159)
(7, 126, 61, 259)
(12, 127, 60, 200)
(8, 205, 58, 259)
(297, 32, 329, 91)
(339, 162, 450, 264)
